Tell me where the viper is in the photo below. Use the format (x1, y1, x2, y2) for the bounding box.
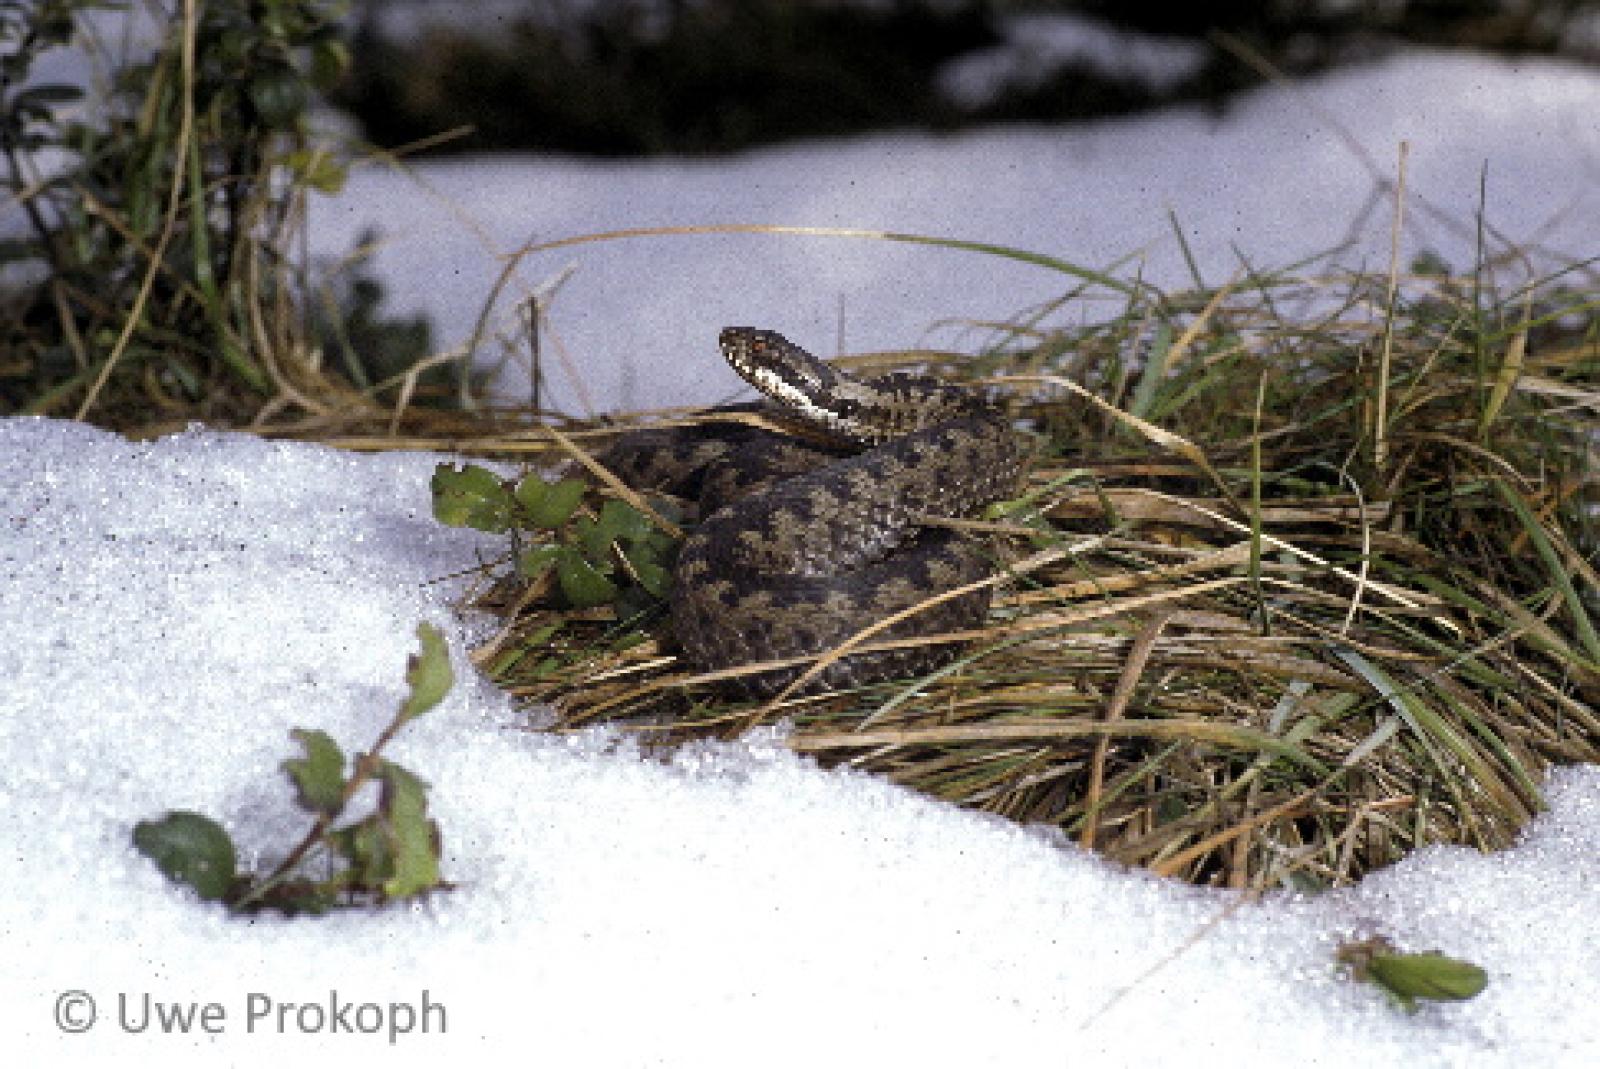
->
(604, 328, 1025, 696)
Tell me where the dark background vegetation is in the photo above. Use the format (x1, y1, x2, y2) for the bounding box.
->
(0, 0, 436, 425)
(3, 0, 1595, 426)
(335, 0, 1600, 157)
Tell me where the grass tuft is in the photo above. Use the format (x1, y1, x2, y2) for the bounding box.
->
(430, 245, 1597, 891)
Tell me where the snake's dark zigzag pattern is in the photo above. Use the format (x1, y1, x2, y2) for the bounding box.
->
(605, 328, 1025, 696)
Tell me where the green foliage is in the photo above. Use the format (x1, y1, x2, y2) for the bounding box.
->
(398, 621, 453, 723)
(322, 759, 439, 902)
(516, 476, 588, 529)
(368, 761, 439, 899)
(131, 810, 238, 902)
(0, 1, 439, 424)
(432, 462, 677, 616)
(432, 463, 517, 532)
(1366, 951, 1490, 1011)
(133, 623, 454, 914)
(1339, 936, 1489, 1012)
(282, 728, 345, 816)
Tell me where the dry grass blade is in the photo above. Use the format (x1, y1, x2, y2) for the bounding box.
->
(1081, 611, 1172, 849)
(790, 719, 1327, 772)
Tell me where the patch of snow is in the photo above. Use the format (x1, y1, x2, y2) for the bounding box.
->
(2, 417, 1597, 1066)
(307, 49, 1600, 414)
(938, 13, 1208, 108)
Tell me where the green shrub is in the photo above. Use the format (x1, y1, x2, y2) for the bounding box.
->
(1, 1, 435, 425)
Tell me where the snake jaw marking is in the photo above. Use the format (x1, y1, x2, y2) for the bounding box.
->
(609, 328, 1025, 697)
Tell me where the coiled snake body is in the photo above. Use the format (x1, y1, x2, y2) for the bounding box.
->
(607, 328, 1025, 696)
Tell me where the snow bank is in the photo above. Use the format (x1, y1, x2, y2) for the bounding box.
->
(2, 417, 1596, 1066)
(308, 49, 1600, 413)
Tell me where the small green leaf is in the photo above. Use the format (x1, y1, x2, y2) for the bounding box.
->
(644, 527, 680, 555)
(248, 68, 308, 129)
(623, 547, 670, 598)
(516, 475, 587, 529)
(487, 645, 530, 676)
(517, 542, 563, 580)
(610, 630, 651, 652)
(376, 761, 440, 899)
(512, 476, 548, 517)
(575, 499, 660, 564)
(597, 498, 654, 544)
(399, 623, 453, 723)
(1367, 951, 1488, 1011)
(431, 463, 514, 531)
(328, 815, 389, 887)
(133, 811, 238, 902)
(573, 515, 609, 562)
(325, 773, 432, 899)
(555, 546, 620, 607)
(281, 728, 346, 816)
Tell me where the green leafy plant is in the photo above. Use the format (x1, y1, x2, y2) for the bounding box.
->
(1338, 936, 1489, 1012)
(0, 1, 442, 426)
(133, 622, 454, 915)
(432, 462, 677, 618)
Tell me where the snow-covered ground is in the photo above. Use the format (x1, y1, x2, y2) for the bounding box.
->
(4, 48, 1599, 1067)
(4, 418, 1598, 1067)
(309, 49, 1600, 414)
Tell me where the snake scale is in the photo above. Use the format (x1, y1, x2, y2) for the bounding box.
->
(605, 328, 1025, 696)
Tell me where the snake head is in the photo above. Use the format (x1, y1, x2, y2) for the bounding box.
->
(718, 326, 985, 444)
(719, 327, 839, 413)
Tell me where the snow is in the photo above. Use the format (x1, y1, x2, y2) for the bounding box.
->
(5, 48, 1600, 1068)
(3, 417, 1598, 1066)
(938, 12, 1209, 106)
(308, 48, 1600, 414)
